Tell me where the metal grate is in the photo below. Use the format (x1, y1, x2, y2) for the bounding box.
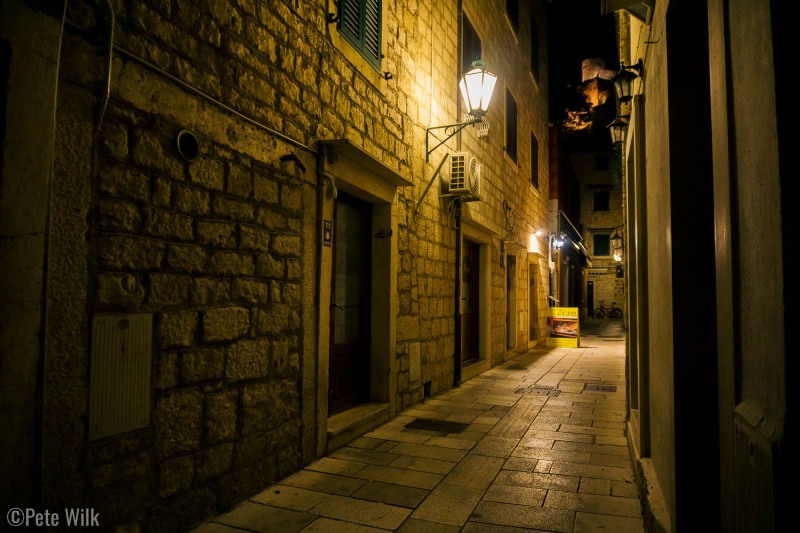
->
(584, 384, 617, 392)
(515, 385, 561, 397)
(404, 418, 470, 434)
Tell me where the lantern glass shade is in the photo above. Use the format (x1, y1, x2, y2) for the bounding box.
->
(459, 60, 498, 117)
(611, 231, 623, 261)
(608, 117, 629, 144)
(612, 68, 638, 103)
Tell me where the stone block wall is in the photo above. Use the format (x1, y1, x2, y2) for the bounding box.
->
(42, 0, 322, 529)
(86, 99, 305, 529)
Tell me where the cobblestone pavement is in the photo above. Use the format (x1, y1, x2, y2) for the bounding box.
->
(190, 318, 642, 532)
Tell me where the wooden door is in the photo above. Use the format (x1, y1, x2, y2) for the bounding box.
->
(329, 193, 371, 415)
(461, 239, 479, 362)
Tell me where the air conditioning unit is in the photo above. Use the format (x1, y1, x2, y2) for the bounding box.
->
(448, 152, 481, 198)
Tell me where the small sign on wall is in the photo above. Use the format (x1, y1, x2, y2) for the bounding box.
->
(323, 220, 332, 247)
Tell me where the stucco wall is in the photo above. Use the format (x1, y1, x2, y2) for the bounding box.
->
(0, 0, 59, 511)
(637, 0, 677, 523)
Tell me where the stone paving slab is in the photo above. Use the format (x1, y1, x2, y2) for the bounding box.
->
(280, 469, 367, 496)
(482, 484, 548, 506)
(425, 436, 479, 450)
(470, 435, 520, 458)
(364, 428, 432, 444)
(549, 461, 634, 482)
(502, 456, 540, 472)
(494, 469, 581, 492)
(578, 477, 613, 495)
(511, 446, 592, 463)
(461, 522, 547, 533)
(592, 420, 627, 430)
(212, 501, 316, 532)
(300, 517, 385, 532)
(558, 424, 625, 437)
(469, 501, 574, 532)
(612, 479, 640, 498)
(410, 484, 484, 526)
(352, 464, 444, 489)
(522, 429, 594, 444)
(305, 456, 368, 477)
(387, 454, 458, 475)
(553, 440, 630, 456)
(347, 436, 385, 450)
(351, 480, 431, 508)
(189, 523, 250, 533)
(447, 429, 489, 442)
(596, 434, 629, 446)
(309, 494, 411, 529)
(327, 446, 399, 466)
(251, 484, 330, 511)
(573, 512, 645, 532)
(398, 518, 462, 532)
(590, 452, 633, 468)
(441, 454, 504, 490)
(544, 489, 642, 517)
(390, 441, 469, 462)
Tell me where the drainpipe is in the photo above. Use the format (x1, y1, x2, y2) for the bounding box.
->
(453, 199, 462, 387)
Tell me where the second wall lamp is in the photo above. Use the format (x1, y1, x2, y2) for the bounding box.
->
(611, 227, 624, 262)
(612, 59, 643, 103)
(608, 116, 629, 145)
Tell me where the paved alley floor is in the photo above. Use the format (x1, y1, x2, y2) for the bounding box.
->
(190, 318, 642, 532)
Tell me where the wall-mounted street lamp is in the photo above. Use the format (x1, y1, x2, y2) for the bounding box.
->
(612, 59, 642, 103)
(459, 60, 497, 117)
(426, 60, 498, 162)
(611, 227, 624, 262)
(608, 116, 629, 145)
(551, 232, 565, 251)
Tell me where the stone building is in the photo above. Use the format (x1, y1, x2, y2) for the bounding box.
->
(0, 0, 551, 530)
(574, 149, 625, 318)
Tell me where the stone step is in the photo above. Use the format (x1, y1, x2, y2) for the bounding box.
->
(327, 402, 391, 453)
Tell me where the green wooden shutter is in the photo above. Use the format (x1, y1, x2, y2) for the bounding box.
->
(338, 0, 381, 71)
(363, 0, 381, 68)
(339, 0, 361, 46)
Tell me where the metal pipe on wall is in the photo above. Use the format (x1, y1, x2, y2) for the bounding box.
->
(453, 199, 462, 387)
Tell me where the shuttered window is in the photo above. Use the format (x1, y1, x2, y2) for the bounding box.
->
(530, 132, 539, 189)
(506, 89, 518, 163)
(338, 0, 382, 71)
(530, 15, 540, 79)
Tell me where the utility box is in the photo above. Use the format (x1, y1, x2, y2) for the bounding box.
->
(89, 314, 153, 440)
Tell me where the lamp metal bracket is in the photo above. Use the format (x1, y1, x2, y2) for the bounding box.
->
(425, 117, 482, 162)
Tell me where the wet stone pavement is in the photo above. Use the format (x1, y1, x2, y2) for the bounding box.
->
(190, 317, 642, 532)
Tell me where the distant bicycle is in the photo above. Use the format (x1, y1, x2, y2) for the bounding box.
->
(594, 300, 623, 318)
